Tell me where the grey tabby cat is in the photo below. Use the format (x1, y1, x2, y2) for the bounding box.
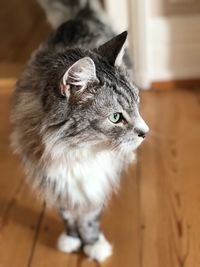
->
(10, 0, 149, 262)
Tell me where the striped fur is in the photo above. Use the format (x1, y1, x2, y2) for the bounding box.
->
(10, 0, 149, 262)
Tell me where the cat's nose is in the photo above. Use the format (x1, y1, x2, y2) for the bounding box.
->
(135, 127, 149, 138)
(134, 114, 149, 138)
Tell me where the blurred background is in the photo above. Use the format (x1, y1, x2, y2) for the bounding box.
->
(106, 0, 200, 88)
(0, 0, 200, 88)
(0, 1, 200, 267)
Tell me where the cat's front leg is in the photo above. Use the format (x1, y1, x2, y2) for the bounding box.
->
(77, 208, 112, 262)
(57, 209, 82, 253)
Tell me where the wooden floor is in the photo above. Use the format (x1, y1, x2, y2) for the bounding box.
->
(0, 83, 200, 267)
(1, 1, 200, 266)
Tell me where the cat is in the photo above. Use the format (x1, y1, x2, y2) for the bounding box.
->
(10, 0, 149, 262)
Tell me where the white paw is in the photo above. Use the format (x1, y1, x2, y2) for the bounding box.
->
(83, 234, 112, 262)
(57, 232, 82, 253)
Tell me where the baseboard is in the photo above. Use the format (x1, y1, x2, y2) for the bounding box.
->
(0, 63, 24, 94)
(151, 79, 200, 90)
(0, 63, 23, 79)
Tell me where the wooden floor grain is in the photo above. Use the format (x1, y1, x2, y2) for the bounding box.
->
(139, 89, 200, 267)
(0, 84, 200, 267)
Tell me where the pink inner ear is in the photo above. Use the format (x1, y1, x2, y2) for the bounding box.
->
(60, 82, 70, 97)
(60, 57, 97, 97)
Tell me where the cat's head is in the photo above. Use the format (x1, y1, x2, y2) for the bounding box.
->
(41, 31, 149, 155)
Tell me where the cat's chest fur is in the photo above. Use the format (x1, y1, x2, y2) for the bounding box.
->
(43, 147, 123, 209)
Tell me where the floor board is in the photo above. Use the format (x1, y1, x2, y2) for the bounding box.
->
(0, 88, 43, 267)
(139, 89, 200, 267)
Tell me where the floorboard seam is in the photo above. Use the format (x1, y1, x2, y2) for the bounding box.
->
(136, 149, 142, 267)
(27, 202, 46, 267)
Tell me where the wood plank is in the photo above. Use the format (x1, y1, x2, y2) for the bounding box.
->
(0, 88, 44, 267)
(151, 80, 200, 90)
(139, 89, 200, 267)
(0, 64, 24, 80)
(0, 64, 22, 92)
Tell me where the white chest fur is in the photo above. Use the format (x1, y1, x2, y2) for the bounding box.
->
(44, 147, 123, 209)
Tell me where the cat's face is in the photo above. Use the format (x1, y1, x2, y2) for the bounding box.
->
(85, 81, 149, 154)
(58, 71, 148, 154)
(47, 32, 149, 155)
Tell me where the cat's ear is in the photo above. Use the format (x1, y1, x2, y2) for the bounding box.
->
(60, 57, 97, 97)
(98, 31, 128, 66)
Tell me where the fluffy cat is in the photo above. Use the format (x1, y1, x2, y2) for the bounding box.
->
(10, 0, 149, 262)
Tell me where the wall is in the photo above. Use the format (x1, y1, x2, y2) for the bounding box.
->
(148, 15, 200, 81)
(105, 0, 200, 87)
(148, 0, 200, 81)
(104, 0, 128, 32)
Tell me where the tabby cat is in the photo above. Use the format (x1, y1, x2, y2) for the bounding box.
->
(10, 0, 149, 262)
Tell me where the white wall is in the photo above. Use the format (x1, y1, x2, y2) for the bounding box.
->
(148, 15, 200, 81)
(104, 0, 129, 32)
(105, 0, 200, 88)
(105, 0, 151, 89)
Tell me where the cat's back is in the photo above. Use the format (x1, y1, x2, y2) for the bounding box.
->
(46, 8, 114, 50)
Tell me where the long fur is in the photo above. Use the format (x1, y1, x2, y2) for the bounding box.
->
(10, 0, 149, 262)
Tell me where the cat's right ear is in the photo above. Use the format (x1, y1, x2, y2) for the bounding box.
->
(60, 57, 97, 97)
(97, 31, 128, 66)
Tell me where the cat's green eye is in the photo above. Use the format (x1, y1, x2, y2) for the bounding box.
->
(109, 113, 122, 124)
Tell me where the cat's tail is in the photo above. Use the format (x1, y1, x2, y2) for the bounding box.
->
(37, 0, 103, 29)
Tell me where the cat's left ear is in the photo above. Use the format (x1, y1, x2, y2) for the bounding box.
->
(60, 57, 97, 97)
(98, 31, 128, 67)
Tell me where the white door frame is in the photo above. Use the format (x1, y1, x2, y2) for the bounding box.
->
(128, 0, 151, 89)
(105, 0, 151, 89)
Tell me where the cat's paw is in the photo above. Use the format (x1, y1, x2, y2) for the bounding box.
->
(83, 234, 112, 262)
(57, 232, 82, 253)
